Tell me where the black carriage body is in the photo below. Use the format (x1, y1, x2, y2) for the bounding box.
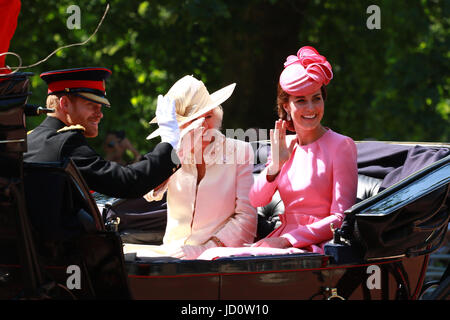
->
(124, 252, 428, 300)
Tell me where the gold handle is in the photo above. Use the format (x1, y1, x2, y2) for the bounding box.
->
(327, 288, 345, 300)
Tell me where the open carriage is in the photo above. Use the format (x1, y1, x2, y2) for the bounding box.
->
(0, 72, 449, 300)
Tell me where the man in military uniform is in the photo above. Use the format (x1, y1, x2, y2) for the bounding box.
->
(24, 67, 181, 198)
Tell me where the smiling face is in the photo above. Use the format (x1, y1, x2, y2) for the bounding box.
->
(62, 95, 104, 138)
(284, 89, 325, 135)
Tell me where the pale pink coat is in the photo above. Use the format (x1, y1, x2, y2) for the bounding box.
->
(198, 129, 357, 259)
(123, 131, 257, 257)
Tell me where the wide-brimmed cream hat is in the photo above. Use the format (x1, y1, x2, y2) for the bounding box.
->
(146, 75, 236, 140)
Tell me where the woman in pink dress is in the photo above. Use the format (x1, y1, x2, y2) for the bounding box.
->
(199, 46, 358, 259)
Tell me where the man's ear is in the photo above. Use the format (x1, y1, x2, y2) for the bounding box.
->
(59, 95, 70, 114)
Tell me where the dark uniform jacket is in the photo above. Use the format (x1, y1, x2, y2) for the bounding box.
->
(24, 116, 180, 198)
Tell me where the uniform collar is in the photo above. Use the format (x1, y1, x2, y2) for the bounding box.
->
(41, 116, 67, 130)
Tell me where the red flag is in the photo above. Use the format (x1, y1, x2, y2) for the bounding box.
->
(0, 0, 21, 74)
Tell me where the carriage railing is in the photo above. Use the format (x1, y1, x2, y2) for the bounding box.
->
(0, 72, 47, 298)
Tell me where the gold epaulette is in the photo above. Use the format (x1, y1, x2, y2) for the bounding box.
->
(57, 125, 86, 133)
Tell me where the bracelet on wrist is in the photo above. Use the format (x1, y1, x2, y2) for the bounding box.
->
(210, 236, 225, 247)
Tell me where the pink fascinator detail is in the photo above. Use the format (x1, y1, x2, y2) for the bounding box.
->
(279, 46, 333, 96)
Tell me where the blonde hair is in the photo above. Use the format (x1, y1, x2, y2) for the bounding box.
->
(46, 94, 60, 109)
(211, 105, 224, 129)
(46, 94, 77, 109)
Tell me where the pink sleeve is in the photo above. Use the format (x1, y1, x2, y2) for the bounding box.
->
(330, 137, 358, 216)
(248, 166, 279, 208)
(281, 137, 358, 248)
(248, 146, 280, 207)
(281, 214, 344, 248)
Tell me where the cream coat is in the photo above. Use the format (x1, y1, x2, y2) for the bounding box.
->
(123, 131, 257, 257)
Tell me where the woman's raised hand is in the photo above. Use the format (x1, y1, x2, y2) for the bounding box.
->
(177, 117, 205, 163)
(267, 120, 296, 177)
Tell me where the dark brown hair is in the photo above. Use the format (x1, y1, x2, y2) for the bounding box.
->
(276, 84, 327, 132)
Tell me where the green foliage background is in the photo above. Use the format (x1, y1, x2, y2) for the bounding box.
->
(8, 0, 449, 155)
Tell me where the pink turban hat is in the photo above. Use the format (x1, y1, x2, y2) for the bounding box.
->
(279, 46, 333, 96)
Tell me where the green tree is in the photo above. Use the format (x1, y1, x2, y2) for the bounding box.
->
(8, 0, 449, 156)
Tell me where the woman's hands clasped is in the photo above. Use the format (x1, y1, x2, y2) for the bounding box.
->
(249, 237, 292, 249)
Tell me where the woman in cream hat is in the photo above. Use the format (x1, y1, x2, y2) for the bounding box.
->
(123, 75, 257, 259)
(199, 46, 358, 259)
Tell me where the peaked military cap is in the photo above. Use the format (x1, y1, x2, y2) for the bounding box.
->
(40, 67, 112, 107)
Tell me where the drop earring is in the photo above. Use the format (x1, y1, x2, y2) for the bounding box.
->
(286, 113, 291, 121)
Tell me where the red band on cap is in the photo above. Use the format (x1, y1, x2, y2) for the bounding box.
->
(47, 80, 105, 94)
